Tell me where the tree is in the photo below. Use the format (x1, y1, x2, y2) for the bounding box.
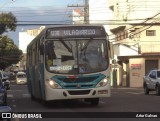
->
(0, 12, 21, 69)
(0, 35, 22, 70)
(0, 12, 17, 34)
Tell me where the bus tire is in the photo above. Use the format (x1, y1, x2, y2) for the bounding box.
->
(156, 85, 160, 96)
(3, 93, 7, 106)
(144, 84, 149, 95)
(31, 94, 35, 100)
(41, 99, 49, 106)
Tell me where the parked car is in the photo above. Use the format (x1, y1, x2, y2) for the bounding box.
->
(0, 77, 9, 106)
(143, 69, 160, 95)
(0, 71, 10, 90)
(16, 72, 27, 84)
(9, 72, 16, 80)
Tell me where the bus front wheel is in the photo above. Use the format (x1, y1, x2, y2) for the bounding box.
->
(31, 94, 35, 100)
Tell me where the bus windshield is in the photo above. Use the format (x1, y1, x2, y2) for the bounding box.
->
(45, 39, 109, 74)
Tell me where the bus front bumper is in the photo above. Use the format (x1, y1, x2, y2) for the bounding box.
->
(45, 85, 110, 101)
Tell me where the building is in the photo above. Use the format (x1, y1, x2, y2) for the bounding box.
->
(108, 0, 160, 87)
(72, 9, 84, 24)
(19, 26, 45, 53)
(19, 32, 35, 54)
(18, 26, 45, 71)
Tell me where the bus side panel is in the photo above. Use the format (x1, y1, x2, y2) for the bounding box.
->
(26, 60, 45, 100)
(39, 63, 45, 100)
(30, 64, 45, 99)
(30, 66, 35, 97)
(26, 67, 31, 94)
(34, 65, 41, 99)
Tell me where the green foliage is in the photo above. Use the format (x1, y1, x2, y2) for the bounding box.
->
(0, 12, 20, 69)
(0, 12, 17, 34)
(0, 35, 22, 70)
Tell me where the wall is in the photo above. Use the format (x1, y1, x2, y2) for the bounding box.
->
(128, 0, 160, 22)
(113, 44, 138, 62)
(139, 26, 160, 54)
(19, 26, 45, 53)
(119, 45, 138, 56)
(129, 58, 145, 87)
(19, 32, 35, 53)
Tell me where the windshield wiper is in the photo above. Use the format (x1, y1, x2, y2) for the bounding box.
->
(80, 39, 92, 51)
(60, 40, 72, 53)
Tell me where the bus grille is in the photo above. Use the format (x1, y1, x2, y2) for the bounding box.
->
(52, 73, 106, 89)
(57, 76, 98, 83)
(64, 84, 93, 88)
(68, 90, 90, 95)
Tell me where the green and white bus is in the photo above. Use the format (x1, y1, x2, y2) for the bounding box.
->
(26, 25, 111, 105)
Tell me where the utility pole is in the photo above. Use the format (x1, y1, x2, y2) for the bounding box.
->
(84, 0, 89, 24)
(68, 0, 89, 24)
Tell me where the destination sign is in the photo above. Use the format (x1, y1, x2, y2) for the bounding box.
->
(45, 26, 106, 39)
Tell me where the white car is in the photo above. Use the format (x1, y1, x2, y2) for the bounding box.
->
(16, 72, 27, 85)
(143, 69, 160, 95)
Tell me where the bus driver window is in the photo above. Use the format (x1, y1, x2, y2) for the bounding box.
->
(46, 41, 57, 67)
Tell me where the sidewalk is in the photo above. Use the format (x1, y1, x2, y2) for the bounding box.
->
(111, 86, 143, 90)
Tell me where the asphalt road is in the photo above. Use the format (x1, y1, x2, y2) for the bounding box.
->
(4, 81, 160, 121)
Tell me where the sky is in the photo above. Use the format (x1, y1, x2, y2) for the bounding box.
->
(0, 0, 84, 46)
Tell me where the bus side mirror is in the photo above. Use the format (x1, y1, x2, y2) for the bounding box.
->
(40, 45, 44, 55)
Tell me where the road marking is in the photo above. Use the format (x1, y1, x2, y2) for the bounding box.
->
(12, 105, 16, 108)
(22, 94, 30, 98)
(7, 94, 13, 98)
(111, 92, 118, 94)
(10, 80, 15, 83)
(126, 92, 144, 95)
(99, 101, 105, 104)
(8, 90, 24, 92)
(11, 85, 27, 86)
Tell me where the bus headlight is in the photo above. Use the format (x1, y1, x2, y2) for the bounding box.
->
(47, 79, 62, 89)
(96, 78, 109, 87)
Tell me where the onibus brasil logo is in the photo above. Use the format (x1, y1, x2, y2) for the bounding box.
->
(2, 113, 42, 119)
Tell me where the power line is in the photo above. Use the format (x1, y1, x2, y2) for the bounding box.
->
(109, 16, 159, 42)
(107, 12, 160, 40)
(110, 25, 154, 43)
(15, 17, 156, 22)
(2, 4, 160, 18)
(1, 18, 160, 24)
